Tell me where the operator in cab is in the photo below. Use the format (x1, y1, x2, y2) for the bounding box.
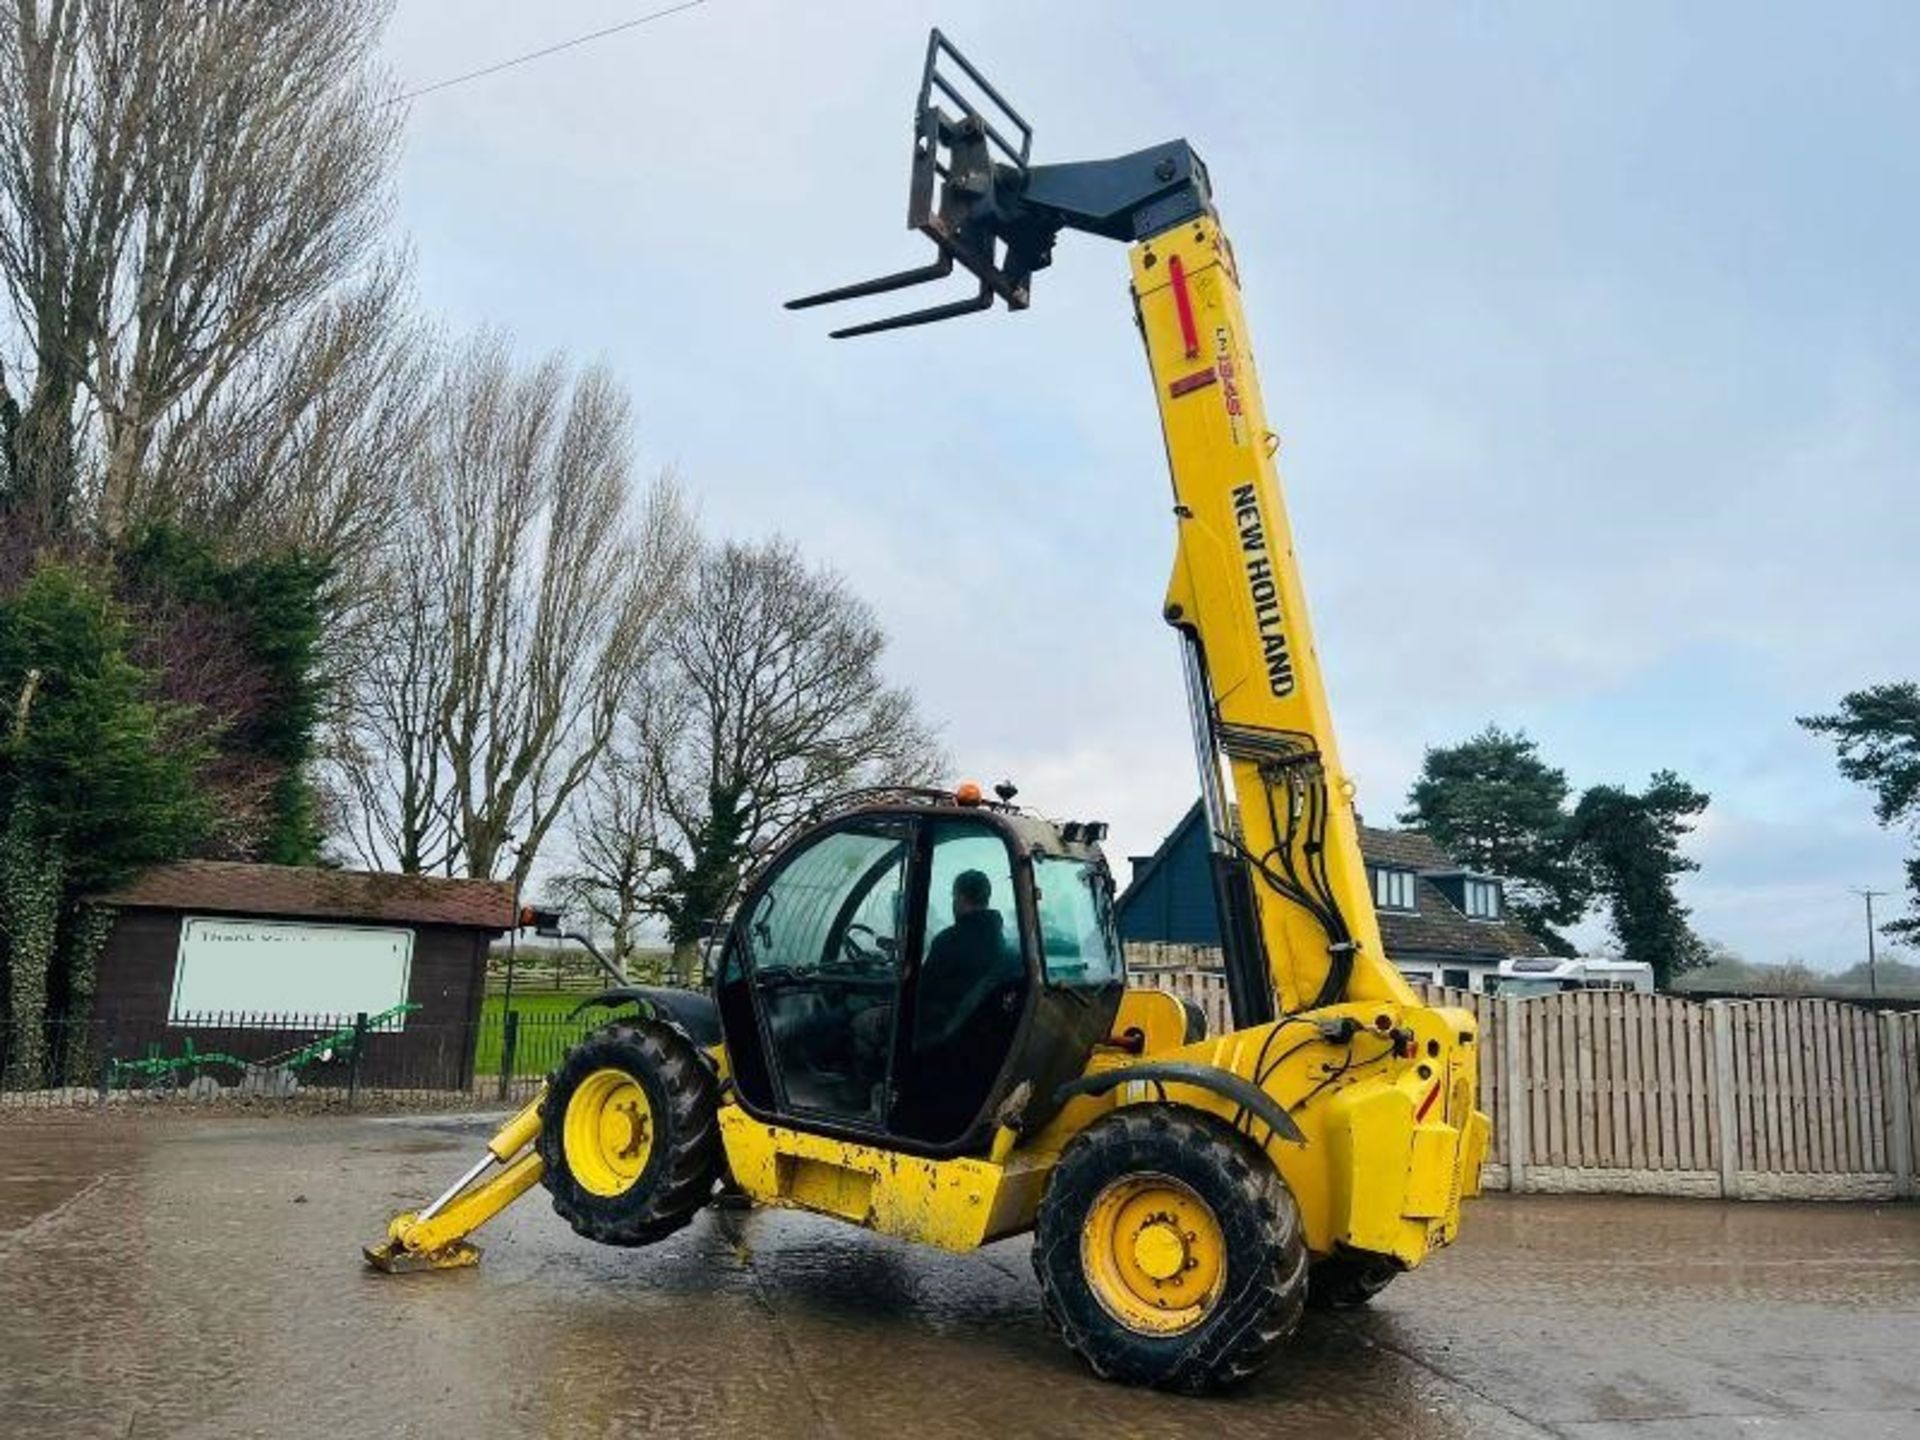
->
(922, 870, 1009, 1004)
(898, 869, 1028, 1138)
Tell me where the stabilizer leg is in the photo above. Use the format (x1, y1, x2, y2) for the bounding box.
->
(364, 1092, 546, 1273)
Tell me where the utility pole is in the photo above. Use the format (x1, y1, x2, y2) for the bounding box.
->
(1852, 887, 1887, 997)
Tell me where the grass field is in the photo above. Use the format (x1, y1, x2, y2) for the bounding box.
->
(474, 992, 600, 1078)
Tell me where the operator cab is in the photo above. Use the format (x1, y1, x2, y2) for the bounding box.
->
(713, 789, 1126, 1155)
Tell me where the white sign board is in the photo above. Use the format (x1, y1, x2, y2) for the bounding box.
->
(170, 917, 414, 1028)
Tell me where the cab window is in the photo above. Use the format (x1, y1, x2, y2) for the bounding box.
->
(1034, 855, 1121, 988)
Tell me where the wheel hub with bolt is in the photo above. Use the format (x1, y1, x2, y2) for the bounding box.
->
(1081, 1173, 1228, 1335)
(562, 1067, 655, 1197)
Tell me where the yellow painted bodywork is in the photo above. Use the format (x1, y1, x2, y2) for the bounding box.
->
(716, 993, 1482, 1267)
(716, 1106, 1053, 1251)
(1127, 212, 1484, 1260)
(1111, 986, 1196, 1055)
(1133, 216, 1408, 1015)
(711, 214, 1487, 1272)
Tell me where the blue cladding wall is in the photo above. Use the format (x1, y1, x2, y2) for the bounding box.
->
(1115, 804, 1222, 945)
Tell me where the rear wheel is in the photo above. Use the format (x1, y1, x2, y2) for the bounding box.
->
(537, 1019, 720, 1247)
(1033, 1106, 1307, 1392)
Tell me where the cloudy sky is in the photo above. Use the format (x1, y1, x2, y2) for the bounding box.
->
(381, 1, 1918, 969)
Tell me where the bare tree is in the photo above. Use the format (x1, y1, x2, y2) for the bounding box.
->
(622, 537, 944, 973)
(0, 0, 397, 540)
(329, 554, 459, 875)
(547, 737, 662, 971)
(331, 336, 695, 892)
(149, 258, 430, 574)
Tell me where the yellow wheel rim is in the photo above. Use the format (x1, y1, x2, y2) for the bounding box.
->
(1080, 1173, 1228, 1335)
(562, 1067, 654, 1197)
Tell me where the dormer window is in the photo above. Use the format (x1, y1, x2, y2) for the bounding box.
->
(1370, 865, 1416, 912)
(1463, 879, 1501, 919)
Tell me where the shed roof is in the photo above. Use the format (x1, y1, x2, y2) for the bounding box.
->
(94, 861, 515, 931)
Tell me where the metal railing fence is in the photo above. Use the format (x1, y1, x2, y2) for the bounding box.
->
(0, 1006, 606, 1110)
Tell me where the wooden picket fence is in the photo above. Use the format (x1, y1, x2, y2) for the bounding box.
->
(1134, 966, 1920, 1201)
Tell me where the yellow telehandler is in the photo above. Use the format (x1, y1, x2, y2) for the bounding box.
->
(367, 30, 1487, 1392)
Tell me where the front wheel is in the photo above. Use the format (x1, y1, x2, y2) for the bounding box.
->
(537, 1019, 720, 1247)
(1033, 1106, 1307, 1392)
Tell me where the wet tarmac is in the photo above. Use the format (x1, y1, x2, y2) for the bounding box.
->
(1, 1112, 1916, 1439)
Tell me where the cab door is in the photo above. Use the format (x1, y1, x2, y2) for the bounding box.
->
(888, 817, 1027, 1144)
(721, 819, 915, 1125)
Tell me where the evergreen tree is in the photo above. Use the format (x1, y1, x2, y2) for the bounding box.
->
(1800, 682, 1920, 940)
(117, 527, 329, 864)
(0, 565, 210, 888)
(1569, 772, 1710, 986)
(1400, 726, 1590, 952)
(646, 782, 751, 979)
(0, 564, 208, 1080)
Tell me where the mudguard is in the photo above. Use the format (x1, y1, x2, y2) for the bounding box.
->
(568, 986, 723, 1048)
(1052, 1060, 1307, 1147)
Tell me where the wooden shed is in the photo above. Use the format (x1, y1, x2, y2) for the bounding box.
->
(87, 862, 515, 1090)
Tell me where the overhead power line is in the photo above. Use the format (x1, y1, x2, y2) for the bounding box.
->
(391, 0, 708, 105)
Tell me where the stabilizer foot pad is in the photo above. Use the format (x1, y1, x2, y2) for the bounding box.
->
(363, 1239, 483, 1274)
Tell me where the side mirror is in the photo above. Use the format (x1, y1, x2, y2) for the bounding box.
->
(518, 904, 565, 939)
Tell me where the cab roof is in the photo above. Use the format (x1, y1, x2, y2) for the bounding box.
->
(796, 786, 1111, 865)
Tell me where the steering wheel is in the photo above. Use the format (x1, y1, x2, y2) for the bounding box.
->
(840, 922, 885, 967)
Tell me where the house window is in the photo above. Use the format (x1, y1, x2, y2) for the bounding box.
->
(1442, 967, 1471, 990)
(1464, 879, 1500, 919)
(1370, 866, 1415, 911)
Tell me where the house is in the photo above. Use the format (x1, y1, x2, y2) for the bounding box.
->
(1115, 800, 1548, 991)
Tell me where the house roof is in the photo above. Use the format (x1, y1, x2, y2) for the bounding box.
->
(1379, 877, 1545, 961)
(1118, 800, 1549, 962)
(94, 861, 516, 931)
(1355, 824, 1452, 870)
(1358, 823, 1545, 960)
(1123, 800, 1210, 901)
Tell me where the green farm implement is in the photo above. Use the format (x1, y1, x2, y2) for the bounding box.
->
(108, 1003, 419, 1095)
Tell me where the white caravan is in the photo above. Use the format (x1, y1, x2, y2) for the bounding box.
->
(1488, 955, 1656, 997)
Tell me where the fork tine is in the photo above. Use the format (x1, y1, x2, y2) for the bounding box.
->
(827, 282, 994, 339)
(786, 254, 954, 311)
